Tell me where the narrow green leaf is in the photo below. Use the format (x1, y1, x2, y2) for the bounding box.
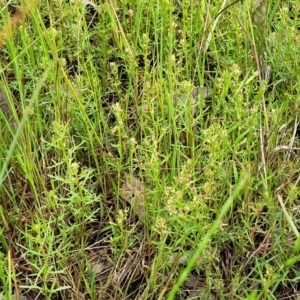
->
(293, 236, 300, 254)
(285, 255, 300, 268)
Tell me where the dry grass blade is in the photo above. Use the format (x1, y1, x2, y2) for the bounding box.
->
(287, 117, 299, 160)
(203, 0, 228, 54)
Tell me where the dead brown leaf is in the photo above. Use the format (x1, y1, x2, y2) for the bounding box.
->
(174, 86, 211, 117)
(251, 0, 267, 25)
(190, 86, 212, 100)
(184, 274, 215, 299)
(120, 173, 145, 220)
(175, 86, 211, 102)
(91, 259, 113, 275)
(81, 0, 97, 8)
(168, 253, 189, 265)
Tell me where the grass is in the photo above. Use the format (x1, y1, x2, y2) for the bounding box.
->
(0, 0, 300, 299)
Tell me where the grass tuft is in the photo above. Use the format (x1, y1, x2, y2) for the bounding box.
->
(0, 0, 300, 299)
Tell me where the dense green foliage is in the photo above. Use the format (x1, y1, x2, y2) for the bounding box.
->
(0, 0, 299, 299)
